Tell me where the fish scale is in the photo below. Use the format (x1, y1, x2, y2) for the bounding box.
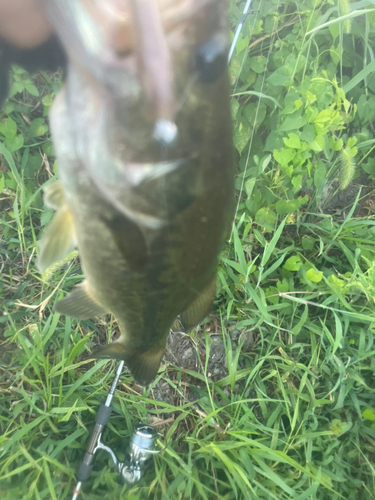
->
(38, 0, 234, 386)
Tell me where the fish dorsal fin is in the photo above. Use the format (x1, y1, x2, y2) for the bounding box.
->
(37, 204, 76, 272)
(102, 213, 148, 274)
(93, 342, 165, 386)
(180, 276, 217, 332)
(54, 280, 108, 319)
(43, 180, 66, 210)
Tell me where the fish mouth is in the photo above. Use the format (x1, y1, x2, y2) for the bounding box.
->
(92, 0, 214, 147)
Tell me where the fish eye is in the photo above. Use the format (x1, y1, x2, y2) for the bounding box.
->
(195, 35, 227, 84)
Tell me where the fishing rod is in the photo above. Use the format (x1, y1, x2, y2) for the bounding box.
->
(71, 361, 161, 500)
(228, 0, 254, 63)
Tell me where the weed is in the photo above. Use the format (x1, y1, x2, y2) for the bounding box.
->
(1, 1, 375, 499)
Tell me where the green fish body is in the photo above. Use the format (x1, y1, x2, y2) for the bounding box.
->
(39, 0, 233, 385)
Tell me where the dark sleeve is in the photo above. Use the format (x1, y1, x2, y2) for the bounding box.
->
(0, 34, 66, 108)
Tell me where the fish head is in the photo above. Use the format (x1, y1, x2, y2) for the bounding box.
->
(46, 0, 229, 157)
(45, 0, 232, 228)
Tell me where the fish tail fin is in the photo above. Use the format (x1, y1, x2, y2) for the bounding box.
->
(93, 343, 165, 387)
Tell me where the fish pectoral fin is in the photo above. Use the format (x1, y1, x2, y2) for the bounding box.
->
(43, 180, 65, 210)
(37, 203, 76, 272)
(54, 280, 109, 319)
(180, 276, 217, 332)
(93, 343, 165, 387)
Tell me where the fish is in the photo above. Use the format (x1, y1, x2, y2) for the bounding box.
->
(38, 0, 234, 386)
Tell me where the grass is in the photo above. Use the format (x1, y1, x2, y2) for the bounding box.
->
(1, 1, 375, 499)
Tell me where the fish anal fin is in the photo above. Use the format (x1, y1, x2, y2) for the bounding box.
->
(180, 276, 217, 332)
(93, 343, 165, 386)
(44, 180, 66, 210)
(54, 280, 108, 319)
(37, 204, 76, 272)
(102, 213, 148, 274)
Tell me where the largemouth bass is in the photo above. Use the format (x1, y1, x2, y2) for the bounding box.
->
(38, 0, 234, 386)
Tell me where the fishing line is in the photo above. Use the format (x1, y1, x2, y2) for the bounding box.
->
(229, 0, 282, 243)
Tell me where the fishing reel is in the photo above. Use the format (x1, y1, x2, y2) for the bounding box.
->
(95, 422, 161, 485)
(72, 362, 162, 499)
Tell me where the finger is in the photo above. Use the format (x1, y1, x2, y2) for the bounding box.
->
(0, 0, 53, 48)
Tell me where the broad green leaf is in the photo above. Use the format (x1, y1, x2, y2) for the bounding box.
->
(245, 102, 267, 129)
(6, 134, 24, 153)
(245, 178, 256, 198)
(362, 408, 375, 421)
(279, 113, 308, 132)
(25, 83, 40, 97)
(306, 268, 323, 283)
(328, 136, 343, 151)
(267, 65, 292, 87)
(0, 117, 17, 139)
(283, 133, 301, 149)
(231, 99, 239, 120)
(29, 118, 49, 137)
(301, 237, 315, 251)
(273, 147, 295, 167)
(42, 94, 54, 107)
(255, 207, 277, 229)
(9, 81, 24, 96)
(275, 196, 308, 215)
(235, 33, 249, 55)
(276, 279, 289, 293)
(265, 131, 283, 151)
(309, 135, 325, 152)
(292, 175, 302, 192)
(329, 45, 340, 65)
(329, 21, 340, 40)
(301, 124, 315, 142)
(234, 121, 251, 154)
(42, 140, 55, 157)
(249, 55, 267, 73)
(284, 256, 302, 271)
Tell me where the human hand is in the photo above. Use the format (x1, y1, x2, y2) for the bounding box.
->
(0, 0, 53, 48)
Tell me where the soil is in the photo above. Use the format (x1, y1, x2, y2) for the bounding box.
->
(320, 171, 375, 216)
(143, 319, 256, 415)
